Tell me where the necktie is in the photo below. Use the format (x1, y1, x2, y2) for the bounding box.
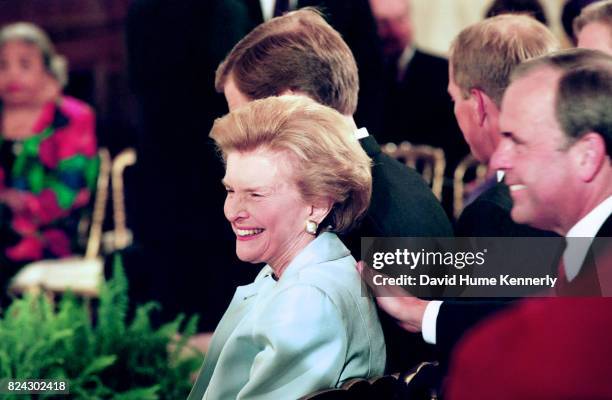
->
(274, 0, 290, 17)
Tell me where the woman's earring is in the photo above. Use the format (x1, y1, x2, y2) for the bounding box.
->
(305, 220, 318, 235)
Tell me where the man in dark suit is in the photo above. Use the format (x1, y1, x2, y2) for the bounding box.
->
(215, 8, 453, 371)
(369, 0, 469, 172)
(448, 15, 560, 238)
(446, 48, 612, 399)
(370, 15, 561, 368)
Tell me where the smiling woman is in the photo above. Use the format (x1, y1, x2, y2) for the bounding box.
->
(187, 95, 385, 400)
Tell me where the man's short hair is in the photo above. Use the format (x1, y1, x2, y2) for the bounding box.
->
(574, 0, 612, 38)
(512, 48, 612, 155)
(215, 8, 359, 116)
(449, 14, 559, 106)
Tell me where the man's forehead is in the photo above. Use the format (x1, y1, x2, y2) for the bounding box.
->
(503, 66, 560, 111)
(499, 67, 560, 137)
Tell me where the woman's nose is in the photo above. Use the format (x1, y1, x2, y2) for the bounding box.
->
(224, 196, 249, 221)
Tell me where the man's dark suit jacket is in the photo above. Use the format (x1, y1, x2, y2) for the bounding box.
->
(240, 0, 387, 135)
(455, 182, 559, 237)
(378, 49, 469, 172)
(343, 135, 454, 254)
(349, 134, 454, 372)
(436, 182, 559, 365)
(445, 215, 612, 400)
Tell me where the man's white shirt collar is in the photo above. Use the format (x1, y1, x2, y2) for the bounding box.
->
(354, 127, 369, 140)
(260, 0, 298, 21)
(396, 46, 416, 81)
(563, 195, 612, 281)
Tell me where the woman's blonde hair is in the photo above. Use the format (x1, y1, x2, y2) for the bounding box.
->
(210, 95, 372, 234)
(0, 22, 68, 87)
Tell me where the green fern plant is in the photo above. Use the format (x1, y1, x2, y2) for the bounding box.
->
(0, 254, 203, 399)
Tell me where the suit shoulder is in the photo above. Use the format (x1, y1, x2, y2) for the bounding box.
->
(366, 152, 453, 236)
(457, 184, 557, 237)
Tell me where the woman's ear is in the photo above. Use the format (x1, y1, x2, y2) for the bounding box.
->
(309, 198, 333, 224)
(572, 132, 607, 183)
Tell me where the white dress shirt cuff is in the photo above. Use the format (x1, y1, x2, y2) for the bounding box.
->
(422, 300, 443, 345)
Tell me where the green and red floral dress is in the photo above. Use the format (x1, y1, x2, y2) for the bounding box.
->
(0, 96, 98, 264)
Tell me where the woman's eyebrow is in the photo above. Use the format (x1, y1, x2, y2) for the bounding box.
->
(221, 179, 271, 192)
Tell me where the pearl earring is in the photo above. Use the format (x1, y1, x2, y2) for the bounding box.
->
(305, 220, 318, 235)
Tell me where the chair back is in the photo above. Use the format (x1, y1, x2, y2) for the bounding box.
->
(9, 148, 137, 298)
(453, 154, 488, 219)
(84, 148, 112, 259)
(382, 142, 445, 200)
(109, 148, 137, 251)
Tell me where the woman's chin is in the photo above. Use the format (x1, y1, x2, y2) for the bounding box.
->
(235, 250, 263, 265)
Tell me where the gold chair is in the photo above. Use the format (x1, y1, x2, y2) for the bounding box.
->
(453, 154, 488, 219)
(399, 361, 440, 400)
(9, 148, 137, 298)
(9, 148, 111, 297)
(298, 375, 402, 400)
(104, 148, 137, 252)
(382, 141, 446, 200)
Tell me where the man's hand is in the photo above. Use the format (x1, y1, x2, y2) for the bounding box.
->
(357, 260, 429, 333)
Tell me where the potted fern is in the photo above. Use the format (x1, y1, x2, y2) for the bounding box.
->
(0, 254, 203, 399)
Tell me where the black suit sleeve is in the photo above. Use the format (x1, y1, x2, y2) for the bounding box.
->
(435, 300, 510, 364)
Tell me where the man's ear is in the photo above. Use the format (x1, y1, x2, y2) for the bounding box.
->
(470, 88, 489, 127)
(309, 198, 334, 224)
(572, 132, 607, 182)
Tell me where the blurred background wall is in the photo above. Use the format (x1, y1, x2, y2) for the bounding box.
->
(412, 0, 567, 56)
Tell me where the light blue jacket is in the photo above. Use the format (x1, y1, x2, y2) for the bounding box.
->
(187, 232, 386, 400)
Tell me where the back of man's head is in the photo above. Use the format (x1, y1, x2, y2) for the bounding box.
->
(450, 14, 559, 106)
(215, 8, 359, 116)
(513, 48, 612, 155)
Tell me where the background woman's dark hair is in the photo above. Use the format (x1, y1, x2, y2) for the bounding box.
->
(485, 0, 548, 25)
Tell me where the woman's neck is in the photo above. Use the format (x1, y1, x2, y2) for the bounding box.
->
(1, 78, 60, 139)
(2, 103, 47, 139)
(268, 233, 316, 279)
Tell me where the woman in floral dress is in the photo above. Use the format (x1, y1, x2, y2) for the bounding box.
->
(0, 23, 98, 286)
